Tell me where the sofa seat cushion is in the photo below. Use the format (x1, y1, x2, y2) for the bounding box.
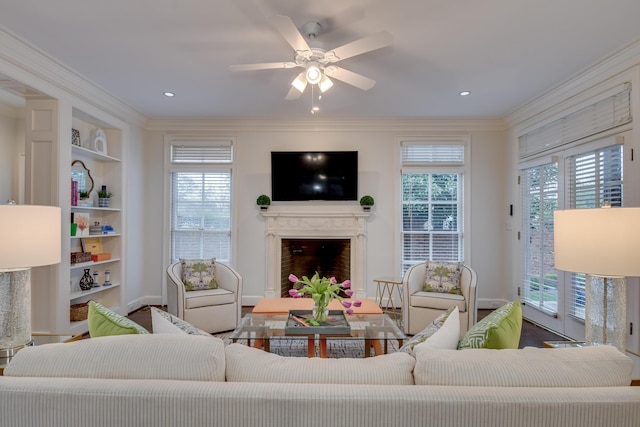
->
(410, 291, 466, 312)
(184, 287, 235, 309)
(414, 345, 633, 387)
(4, 334, 226, 382)
(225, 343, 415, 385)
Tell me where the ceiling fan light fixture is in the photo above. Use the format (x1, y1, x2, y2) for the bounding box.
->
(319, 75, 334, 93)
(291, 72, 308, 93)
(306, 65, 322, 85)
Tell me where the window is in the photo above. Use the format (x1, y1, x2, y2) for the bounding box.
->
(401, 142, 465, 274)
(566, 144, 623, 319)
(168, 139, 233, 263)
(520, 162, 559, 314)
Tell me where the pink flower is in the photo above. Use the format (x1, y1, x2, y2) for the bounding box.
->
(345, 289, 354, 297)
(288, 289, 299, 298)
(288, 274, 298, 283)
(342, 280, 351, 289)
(342, 301, 352, 308)
(330, 277, 337, 284)
(346, 308, 354, 315)
(352, 300, 362, 307)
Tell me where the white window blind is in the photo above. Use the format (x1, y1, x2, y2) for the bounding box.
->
(401, 143, 464, 274)
(170, 171, 231, 262)
(520, 161, 559, 315)
(566, 143, 623, 320)
(171, 141, 233, 163)
(519, 83, 631, 159)
(401, 144, 465, 164)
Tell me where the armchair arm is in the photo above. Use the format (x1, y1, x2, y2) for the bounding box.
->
(215, 262, 243, 302)
(166, 262, 186, 318)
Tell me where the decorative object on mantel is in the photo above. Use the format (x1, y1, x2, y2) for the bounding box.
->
(256, 194, 271, 210)
(359, 195, 375, 211)
(98, 185, 112, 208)
(288, 272, 361, 323)
(91, 128, 108, 155)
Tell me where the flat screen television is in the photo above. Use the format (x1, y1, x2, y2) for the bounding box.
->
(271, 151, 358, 201)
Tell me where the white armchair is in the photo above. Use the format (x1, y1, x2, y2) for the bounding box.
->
(402, 262, 477, 337)
(166, 261, 242, 334)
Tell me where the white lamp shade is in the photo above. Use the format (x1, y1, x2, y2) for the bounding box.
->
(0, 205, 61, 269)
(554, 207, 640, 277)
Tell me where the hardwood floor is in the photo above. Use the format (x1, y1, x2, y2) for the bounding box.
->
(127, 306, 564, 348)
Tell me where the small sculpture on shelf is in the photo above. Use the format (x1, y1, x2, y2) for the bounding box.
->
(79, 268, 94, 291)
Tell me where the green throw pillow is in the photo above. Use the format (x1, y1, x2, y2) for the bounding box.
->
(180, 258, 218, 291)
(458, 300, 522, 349)
(88, 301, 149, 338)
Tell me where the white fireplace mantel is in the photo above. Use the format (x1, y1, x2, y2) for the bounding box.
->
(261, 210, 370, 298)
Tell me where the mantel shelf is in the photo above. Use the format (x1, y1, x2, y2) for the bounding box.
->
(260, 210, 371, 219)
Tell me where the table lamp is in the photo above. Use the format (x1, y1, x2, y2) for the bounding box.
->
(554, 206, 640, 352)
(0, 204, 61, 358)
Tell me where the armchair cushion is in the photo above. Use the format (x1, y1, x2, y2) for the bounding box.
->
(184, 288, 235, 309)
(180, 258, 218, 291)
(410, 291, 466, 312)
(458, 300, 522, 349)
(423, 261, 463, 295)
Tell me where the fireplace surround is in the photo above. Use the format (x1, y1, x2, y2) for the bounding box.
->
(261, 210, 370, 298)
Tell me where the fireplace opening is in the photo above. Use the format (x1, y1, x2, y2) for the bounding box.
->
(281, 238, 351, 298)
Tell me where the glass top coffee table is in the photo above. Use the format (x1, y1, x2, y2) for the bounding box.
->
(229, 312, 405, 358)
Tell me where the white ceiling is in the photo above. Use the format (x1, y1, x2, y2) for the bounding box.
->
(1, 0, 640, 120)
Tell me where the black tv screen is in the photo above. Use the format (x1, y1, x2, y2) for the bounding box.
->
(271, 151, 358, 201)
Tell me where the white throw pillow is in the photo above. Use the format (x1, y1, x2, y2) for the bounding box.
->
(415, 306, 460, 351)
(150, 306, 211, 336)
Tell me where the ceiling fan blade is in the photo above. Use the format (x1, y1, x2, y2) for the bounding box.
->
(270, 15, 310, 53)
(229, 62, 297, 72)
(326, 67, 376, 91)
(326, 31, 393, 62)
(285, 86, 302, 100)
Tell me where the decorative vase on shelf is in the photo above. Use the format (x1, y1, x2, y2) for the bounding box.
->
(79, 268, 94, 291)
(98, 198, 111, 208)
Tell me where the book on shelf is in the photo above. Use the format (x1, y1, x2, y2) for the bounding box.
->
(81, 237, 103, 254)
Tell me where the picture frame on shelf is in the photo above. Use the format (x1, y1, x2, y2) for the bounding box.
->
(73, 212, 91, 237)
(72, 128, 81, 147)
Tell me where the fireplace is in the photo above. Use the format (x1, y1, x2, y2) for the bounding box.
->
(280, 238, 351, 297)
(261, 210, 370, 298)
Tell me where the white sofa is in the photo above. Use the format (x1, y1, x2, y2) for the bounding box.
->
(1, 334, 639, 427)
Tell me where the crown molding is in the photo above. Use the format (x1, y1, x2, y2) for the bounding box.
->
(506, 37, 640, 129)
(0, 27, 146, 128)
(146, 117, 506, 133)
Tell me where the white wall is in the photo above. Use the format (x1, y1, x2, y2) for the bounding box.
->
(143, 120, 509, 308)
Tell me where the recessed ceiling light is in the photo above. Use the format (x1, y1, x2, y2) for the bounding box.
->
(459, 91, 471, 96)
(163, 92, 175, 97)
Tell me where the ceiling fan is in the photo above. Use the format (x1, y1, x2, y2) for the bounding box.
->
(229, 15, 393, 100)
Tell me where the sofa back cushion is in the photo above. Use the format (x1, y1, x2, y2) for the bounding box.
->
(414, 345, 633, 387)
(225, 343, 415, 385)
(4, 334, 225, 382)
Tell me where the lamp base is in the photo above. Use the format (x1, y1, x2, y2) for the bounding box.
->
(0, 268, 33, 351)
(585, 275, 626, 352)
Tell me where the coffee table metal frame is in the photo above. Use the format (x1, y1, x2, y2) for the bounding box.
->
(229, 312, 405, 358)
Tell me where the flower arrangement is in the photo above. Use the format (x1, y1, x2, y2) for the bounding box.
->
(288, 272, 362, 323)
